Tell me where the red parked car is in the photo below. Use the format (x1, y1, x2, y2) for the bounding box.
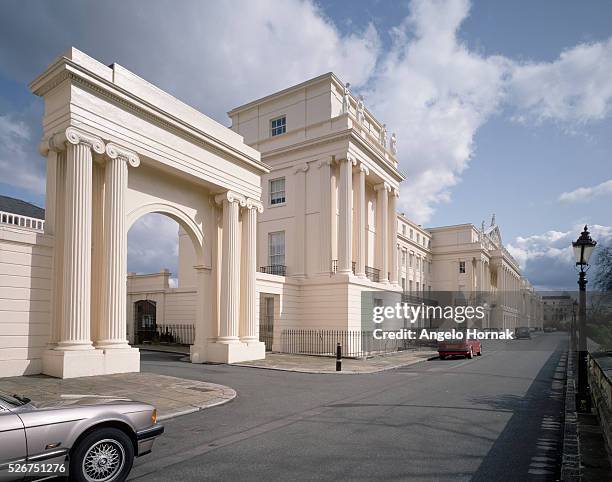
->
(438, 335, 482, 359)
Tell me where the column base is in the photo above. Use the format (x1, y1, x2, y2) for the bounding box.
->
(42, 348, 104, 378)
(100, 347, 140, 375)
(41, 347, 140, 379)
(191, 341, 266, 364)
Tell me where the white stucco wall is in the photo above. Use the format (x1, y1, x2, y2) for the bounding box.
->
(0, 226, 53, 377)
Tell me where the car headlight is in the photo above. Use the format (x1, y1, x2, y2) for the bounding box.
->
(151, 408, 157, 424)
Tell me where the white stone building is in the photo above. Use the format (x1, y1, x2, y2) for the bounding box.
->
(0, 48, 269, 378)
(0, 59, 543, 378)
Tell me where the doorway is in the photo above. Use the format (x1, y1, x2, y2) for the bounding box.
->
(259, 295, 274, 351)
(134, 300, 157, 344)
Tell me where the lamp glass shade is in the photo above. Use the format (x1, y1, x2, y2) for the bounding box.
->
(573, 244, 584, 265)
(582, 244, 595, 264)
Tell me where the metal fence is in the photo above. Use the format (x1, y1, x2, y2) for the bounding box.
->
(259, 265, 286, 276)
(281, 329, 435, 358)
(154, 323, 195, 345)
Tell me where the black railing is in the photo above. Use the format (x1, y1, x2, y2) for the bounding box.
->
(401, 293, 439, 306)
(281, 329, 433, 358)
(365, 265, 380, 282)
(138, 323, 195, 345)
(331, 260, 379, 282)
(259, 265, 286, 276)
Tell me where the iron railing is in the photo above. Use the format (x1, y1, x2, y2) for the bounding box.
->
(259, 265, 286, 276)
(331, 260, 380, 282)
(281, 329, 434, 358)
(155, 323, 195, 345)
(366, 266, 380, 282)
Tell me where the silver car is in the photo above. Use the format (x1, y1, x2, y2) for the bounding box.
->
(0, 389, 164, 481)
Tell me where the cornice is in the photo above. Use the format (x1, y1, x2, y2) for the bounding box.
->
(260, 127, 404, 182)
(31, 57, 270, 175)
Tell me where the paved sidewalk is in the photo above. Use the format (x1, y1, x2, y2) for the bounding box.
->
(1, 372, 236, 421)
(236, 349, 437, 374)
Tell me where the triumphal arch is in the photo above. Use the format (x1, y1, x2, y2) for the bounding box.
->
(31, 48, 267, 378)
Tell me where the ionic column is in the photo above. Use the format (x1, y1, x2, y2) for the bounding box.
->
(338, 156, 355, 274)
(40, 138, 66, 346)
(318, 158, 333, 273)
(355, 162, 369, 277)
(375, 182, 390, 283)
(240, 199, 263, 342)
(97, 143, 140, 348)
(91, 161, 105, 344)
(56, 128, 105, 350)
(294, 163, 308, 277)
(216, 191, 245, 343)
(389, 188, 399, 285)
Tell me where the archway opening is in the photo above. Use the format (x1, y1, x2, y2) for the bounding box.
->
(126, 212, 200, 347)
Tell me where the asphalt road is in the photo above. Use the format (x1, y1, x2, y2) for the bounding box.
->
(130, 333, 567, 481)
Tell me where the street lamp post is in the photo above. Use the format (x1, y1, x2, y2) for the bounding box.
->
(571, 300, 578, 352)
(572, 225, 597, 411)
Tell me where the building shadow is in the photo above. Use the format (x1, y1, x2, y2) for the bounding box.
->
(470, 347, 565, 481)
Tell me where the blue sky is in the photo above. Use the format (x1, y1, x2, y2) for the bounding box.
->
(0, 0, 610, 289)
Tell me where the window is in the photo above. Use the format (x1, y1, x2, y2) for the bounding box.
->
(410, 229, 413, 240)
(270, 115, 286, 136)
(401, 278, 406, 291)
(269, 178, 286, 205)
(416, 257, 421, 270)
(401, 251, 406, 266)
(409, 280, 413, 293)
(459, 261, 466, 274)
(269, 231, 285, 266)
(417, 233, 420, 244)
(410, 252, 414, 268)
(402, 224, 407, 235)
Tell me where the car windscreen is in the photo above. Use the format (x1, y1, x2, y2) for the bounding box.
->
(0, 389, 30, 407)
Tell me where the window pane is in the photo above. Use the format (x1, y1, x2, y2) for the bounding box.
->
(270, 177, 286, 205)
(269, 231, 285, 266)
(271, 116, 286, 136)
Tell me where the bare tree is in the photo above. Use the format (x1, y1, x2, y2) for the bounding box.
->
(593, 244, 612, 291)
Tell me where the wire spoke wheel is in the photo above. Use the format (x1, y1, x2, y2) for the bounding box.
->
(82, 438, 125, 482)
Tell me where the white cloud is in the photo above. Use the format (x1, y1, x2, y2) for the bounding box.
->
(509, 38, 612, 124)
(507, 224, 612, 290)
(559, 179, 612, 203)
(364, 0, 509, 222)
(1, 0, 611, 227)
(127, 213, 179, 277)
(0, 112, 45, 194)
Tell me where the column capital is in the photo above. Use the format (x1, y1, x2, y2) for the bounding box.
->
(294, 162, 309, 174)
(215, 190, 246, 206)
(245, 198, 264, 213)
(317, 157, 333, 169)
(106, 142, 140, 167)
(42, 127, 105, 155)
(338, 155, 357, 166)
(356, 162, 369, 175)
(391, 187, 400, 198)
(374, 181, 391, 192)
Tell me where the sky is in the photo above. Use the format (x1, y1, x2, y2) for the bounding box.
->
(0, 0, 610, 290)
